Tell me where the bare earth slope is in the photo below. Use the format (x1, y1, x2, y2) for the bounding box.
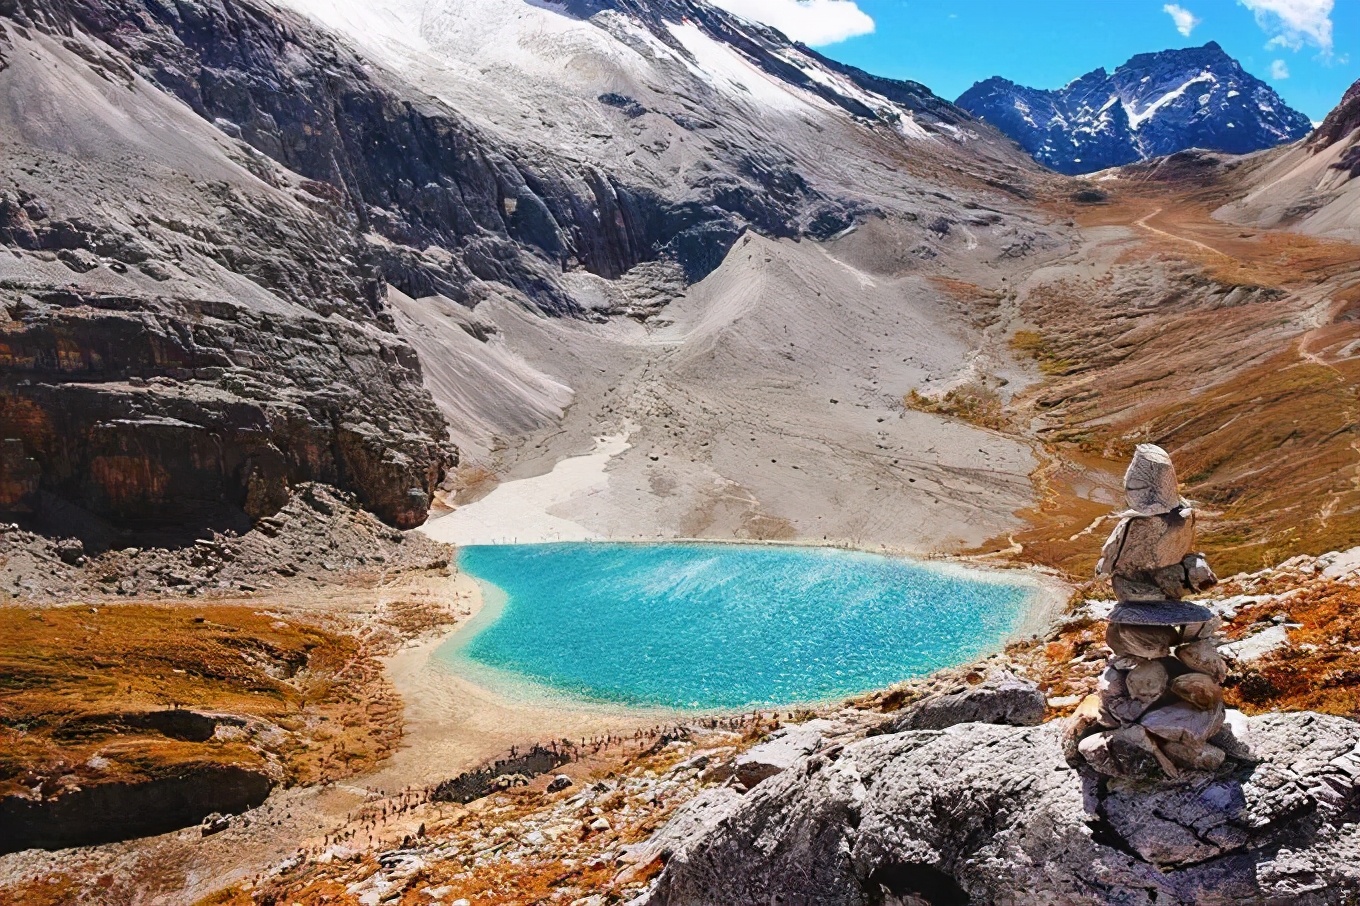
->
(1217, 77, 1360, 241)
(991, 140, 1360, 576)
(278, 0, 1075, 549)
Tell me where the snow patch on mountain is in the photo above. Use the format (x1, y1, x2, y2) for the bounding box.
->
(665, 20, 809, 111)
(1124, 71, 1216, 129)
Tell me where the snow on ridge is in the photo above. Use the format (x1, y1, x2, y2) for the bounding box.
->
(665, 21, 809, 111)
(1124, 71, 1216, 130)
(280, 0, 940, 145)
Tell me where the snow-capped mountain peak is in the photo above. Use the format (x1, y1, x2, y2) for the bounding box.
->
(956, 42, 1311, 175)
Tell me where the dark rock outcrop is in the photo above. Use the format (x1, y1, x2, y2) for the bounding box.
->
(0, 287, 449, 535)
(55, 710, 224, 744)
(432, 745, 572, 805)
(642, 712, 1360, 905)
(1309, 79, 1360, 151)
(1309, 78, 1360, 179)
(958, 43, 1312, 175)
(0, 764, 273, 854)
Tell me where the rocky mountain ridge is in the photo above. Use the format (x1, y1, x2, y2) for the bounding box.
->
(0, 0, 1062, 542)
(1308, 77, 1360, 177)
(957, 42, 1311, 175)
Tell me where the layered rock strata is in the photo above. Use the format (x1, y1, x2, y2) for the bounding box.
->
(0, 17, 454, 537)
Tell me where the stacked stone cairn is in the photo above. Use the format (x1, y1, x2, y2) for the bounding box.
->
(1066, 444, 1245, 781)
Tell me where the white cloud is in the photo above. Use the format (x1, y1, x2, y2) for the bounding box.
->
(1270, 58, 1290, 78)
(1237, 0, 1333, 54)
(1163, 4, 1200, 37)
(710, 0, 875, 45)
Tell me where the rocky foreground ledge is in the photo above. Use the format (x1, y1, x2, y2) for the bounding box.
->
(640, 711, 1360, 906)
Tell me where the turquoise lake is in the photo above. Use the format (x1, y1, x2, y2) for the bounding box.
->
(440, 542, 1037, 710)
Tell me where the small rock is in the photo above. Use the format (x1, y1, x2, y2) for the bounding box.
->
(1180, 615, 1222, 641)
(1062, 694, 1102, 764)
(1096, 666, 1148, 725)
(1183, 552, 1217, 591)
(1159, 738, 1226, 772)
(139, 259, 174, 281)
(1106, 623, 1177, 659)
(1140, 701, 1226, 746)
(1176, 638, 1227, 683)
(1108, 509, 1194, 573)
(55, 538, 85, 566)
(1125, 659, 1168, 702)
(1219, 624, 1289, 663)
(57, 248, 100, 273)
(885, 670, 1045, 732)
(547, 775, 573, 793)
(1169, 673, 1223, 710)
(589, 817, 611, 832)
(1079, 725, 1177, 780)
(200, 812, 231, 836)
(1100, 692, 1151, 726)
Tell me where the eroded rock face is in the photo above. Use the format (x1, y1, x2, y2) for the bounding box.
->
(641, 713, 1360, 906)
(0, 13, 455, 536)
(0, 764, 273, 854)
(0, 286, 451, 534)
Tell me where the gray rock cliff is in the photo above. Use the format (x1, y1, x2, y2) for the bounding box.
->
(642, 712, 1360, 905)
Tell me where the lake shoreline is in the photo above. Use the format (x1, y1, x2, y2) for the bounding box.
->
(437, 541, 1063, 711)
(376, 536, 1070, 794)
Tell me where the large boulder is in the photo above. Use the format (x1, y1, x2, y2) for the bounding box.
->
(733, 721, 831, 788)
(640, 712, 1360, 905)
(880, 670, 1046, 733)
(618, 787, 743, 883)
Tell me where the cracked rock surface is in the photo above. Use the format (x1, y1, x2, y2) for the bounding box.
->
(641, 712, 1360, 906)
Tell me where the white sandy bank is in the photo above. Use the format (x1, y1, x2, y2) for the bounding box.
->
(420, 429, 633, 546)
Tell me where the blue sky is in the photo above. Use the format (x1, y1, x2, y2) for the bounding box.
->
(712, 0, 1357, 121)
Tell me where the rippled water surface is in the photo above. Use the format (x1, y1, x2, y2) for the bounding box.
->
(441, 543, 1036, 710)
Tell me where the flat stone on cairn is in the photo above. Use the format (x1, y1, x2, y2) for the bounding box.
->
(1068, 444, 1238, 781)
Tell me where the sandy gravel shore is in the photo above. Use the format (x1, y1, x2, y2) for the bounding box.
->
(372, 568, 673, 792)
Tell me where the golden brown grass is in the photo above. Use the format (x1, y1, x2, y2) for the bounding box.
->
(1002, 177, 1360, 578)
(0, 603, 401, 797)
(998, 543, 1360, 723)
(1213, 575, 1360, 718)
(1010, 329, 1077, 376)
(905, 384, 1009, 432)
